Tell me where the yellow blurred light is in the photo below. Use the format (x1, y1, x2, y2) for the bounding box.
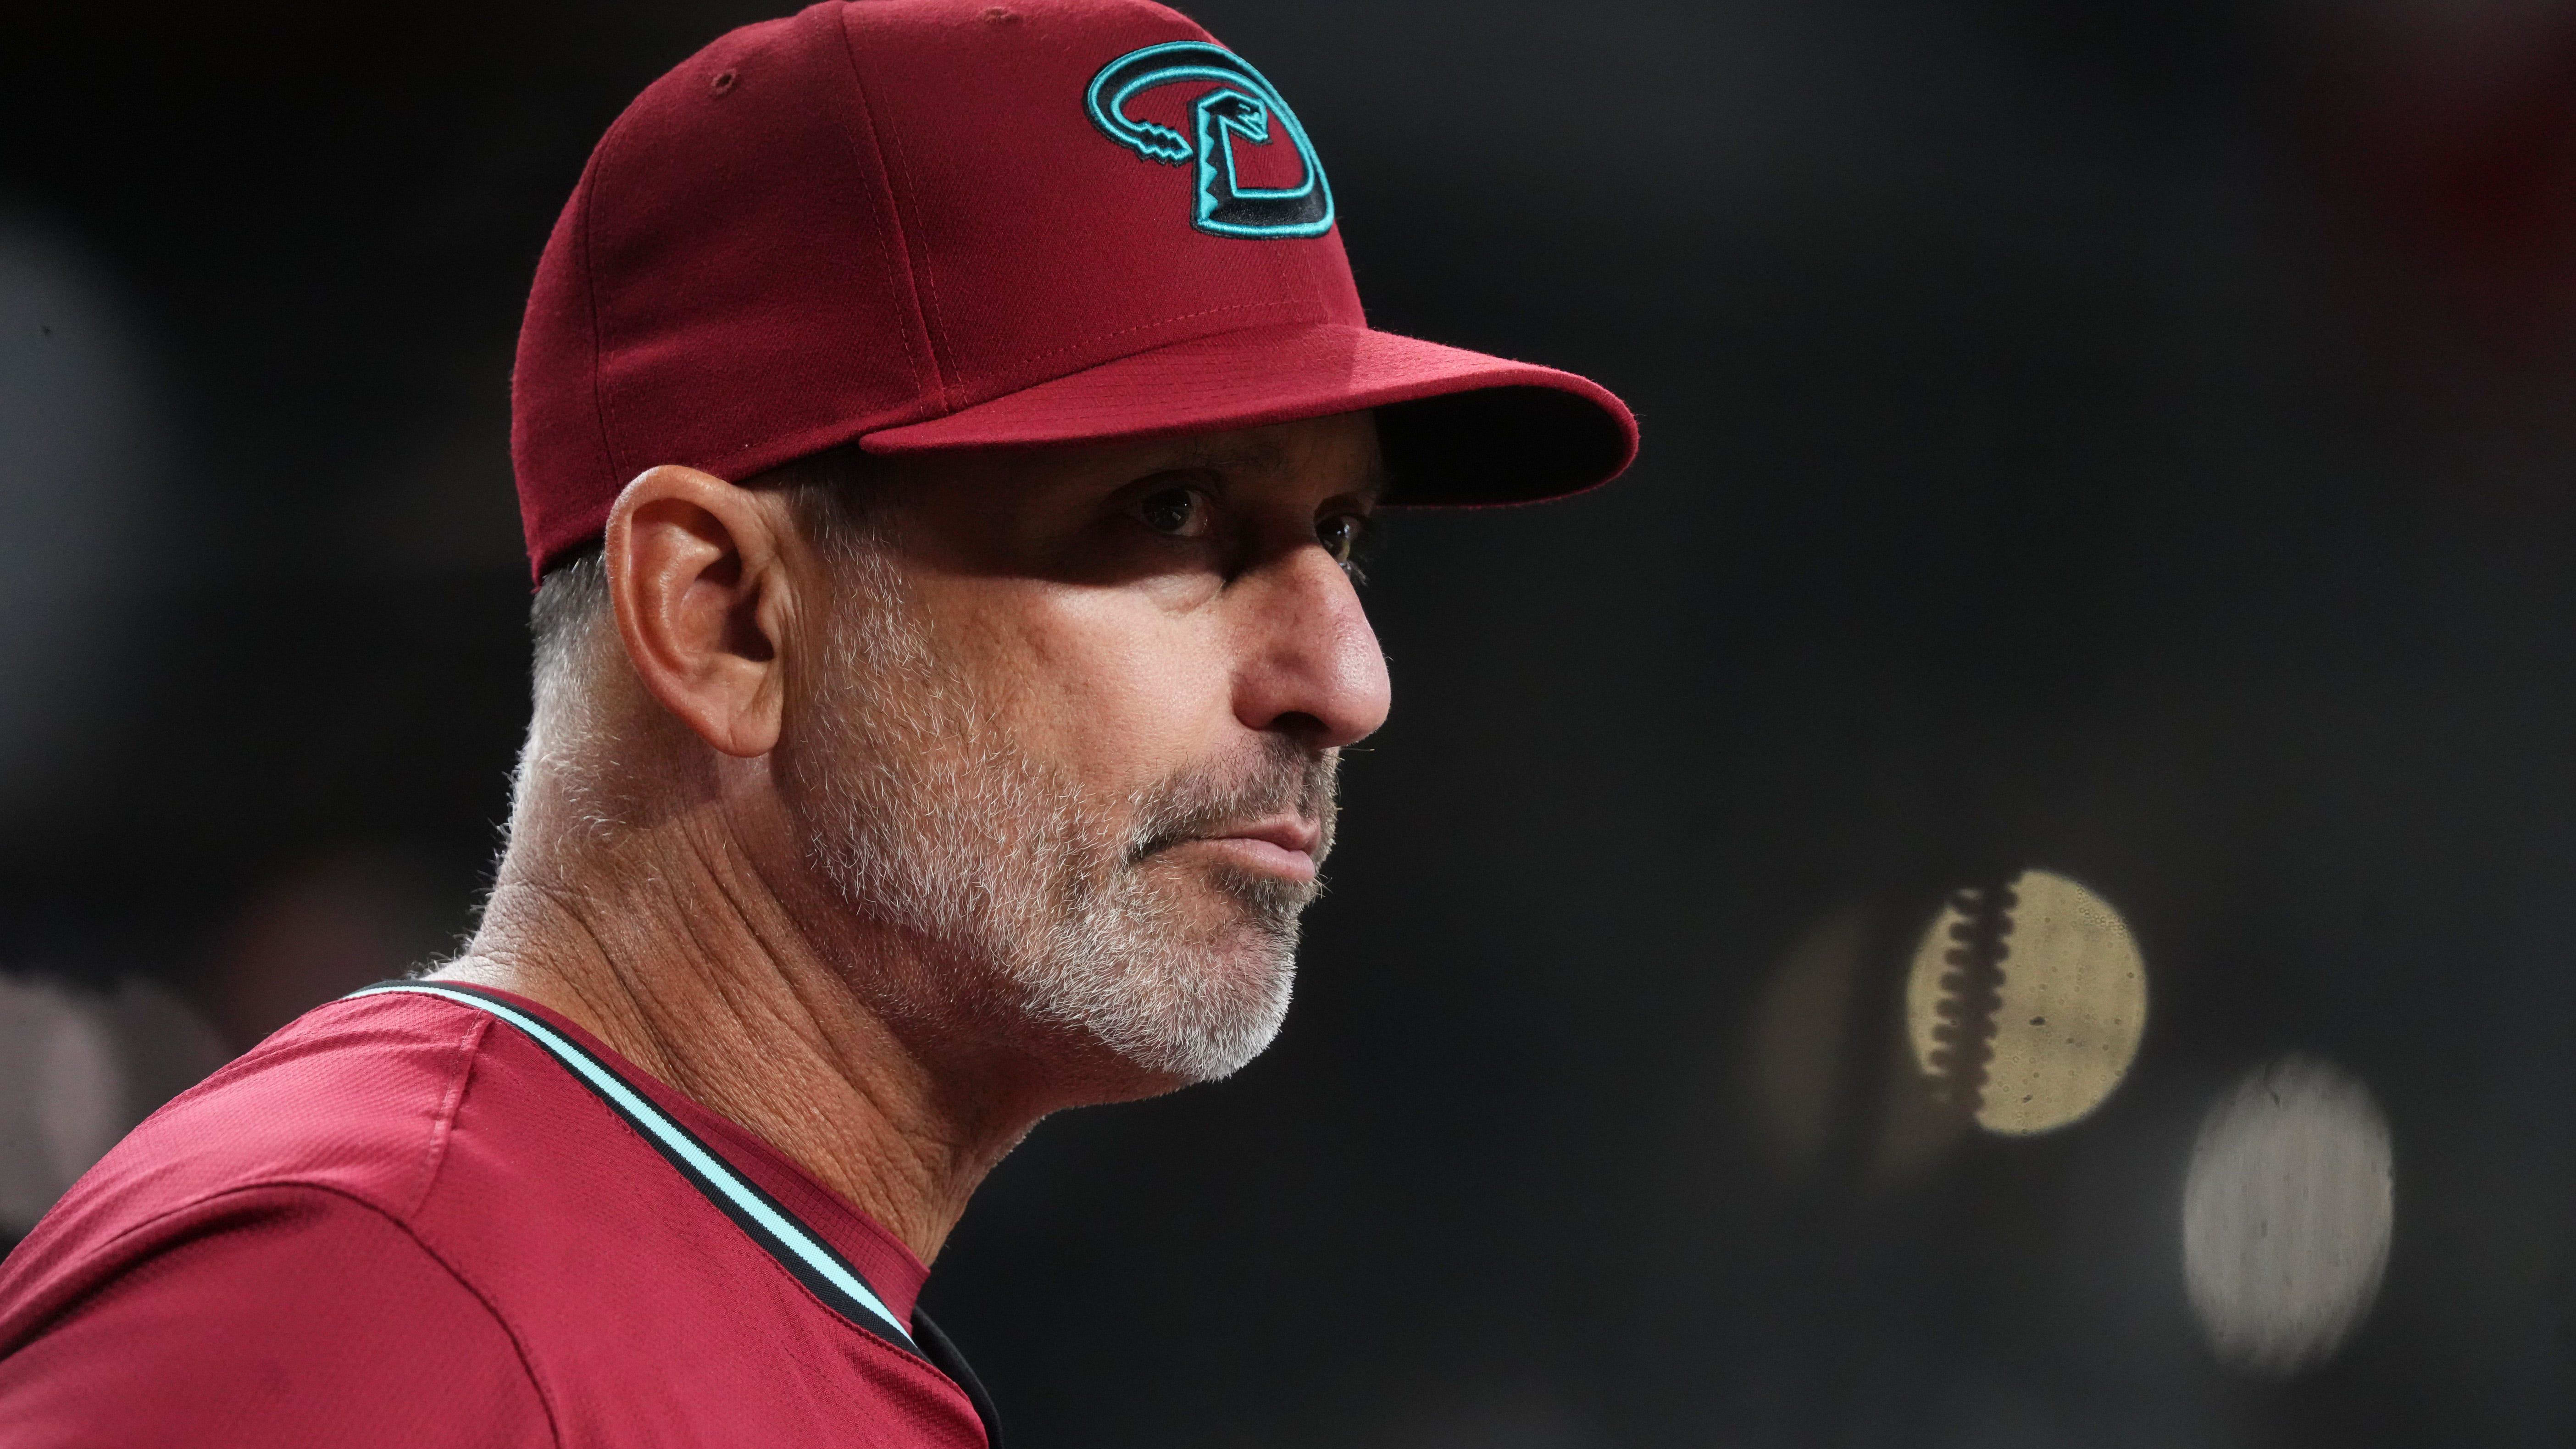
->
(1903, 869, 2147, 1136)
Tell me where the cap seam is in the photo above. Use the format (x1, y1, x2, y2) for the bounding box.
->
(831, 12, 948, 411)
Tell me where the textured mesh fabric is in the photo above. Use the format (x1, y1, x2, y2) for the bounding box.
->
(0, 991, 988, 1449)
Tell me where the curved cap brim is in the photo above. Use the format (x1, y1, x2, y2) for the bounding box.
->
(860, 322, 1636, 505)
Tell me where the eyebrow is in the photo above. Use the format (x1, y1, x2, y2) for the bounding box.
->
(1160, 436, 1287, 471)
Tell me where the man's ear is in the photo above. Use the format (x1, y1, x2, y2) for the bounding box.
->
(601, 464, 799, 759)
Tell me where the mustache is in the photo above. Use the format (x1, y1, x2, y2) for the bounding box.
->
(1126, 737, 1340, 867)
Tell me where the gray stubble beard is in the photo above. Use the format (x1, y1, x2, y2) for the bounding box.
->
(777, 537, 1338, 1087)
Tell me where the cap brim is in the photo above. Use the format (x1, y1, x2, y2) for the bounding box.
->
(859, 322, 1636, 505)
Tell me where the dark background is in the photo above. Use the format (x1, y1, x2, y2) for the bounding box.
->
(7, 0, 2576, 1443)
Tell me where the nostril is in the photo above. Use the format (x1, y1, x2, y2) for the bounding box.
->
(1269, 711, 1330, 746)
(710, 69, 738, 96)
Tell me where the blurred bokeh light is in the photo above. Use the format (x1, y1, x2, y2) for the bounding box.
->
(2182, 1053, 2394, 1377)
(1905, 870, 2148, 1136)
(1744, 900, 1971, 1189)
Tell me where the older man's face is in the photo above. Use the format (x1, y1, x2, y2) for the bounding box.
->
(776, 412, 1390, 1092)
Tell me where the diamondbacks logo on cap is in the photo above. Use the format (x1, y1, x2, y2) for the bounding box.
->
(1085, 42, 1334, 239)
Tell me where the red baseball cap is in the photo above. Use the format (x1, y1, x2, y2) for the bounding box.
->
(511, 0, 1638, 579)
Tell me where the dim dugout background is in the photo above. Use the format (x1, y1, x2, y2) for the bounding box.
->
(6, 0, 2576, 1443)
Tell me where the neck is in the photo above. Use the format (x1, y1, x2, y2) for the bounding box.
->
(437, 797, 1037, 1266)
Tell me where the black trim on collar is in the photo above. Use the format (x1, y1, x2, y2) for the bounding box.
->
(914, 1310, 1006, 1449)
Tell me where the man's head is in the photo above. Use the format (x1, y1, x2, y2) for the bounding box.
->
(516, 412, 1387, 1096)
(495, 0, 1633, 1106)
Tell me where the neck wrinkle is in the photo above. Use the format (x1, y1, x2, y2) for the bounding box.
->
(443, 798, 1025, 1266)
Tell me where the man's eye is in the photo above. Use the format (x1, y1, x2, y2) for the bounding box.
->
(1135, 484, 1212, 538)
(1317, 512, 1368, 565)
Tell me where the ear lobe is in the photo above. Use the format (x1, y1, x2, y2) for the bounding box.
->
(602, 464, 794, 759)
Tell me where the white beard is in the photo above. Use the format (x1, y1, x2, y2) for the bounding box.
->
(776, 535, 1332, 1086)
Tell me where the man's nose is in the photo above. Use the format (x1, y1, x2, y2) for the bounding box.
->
(1232, 546, 1392, 749)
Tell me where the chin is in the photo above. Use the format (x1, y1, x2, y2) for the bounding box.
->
(1025, 919, 1300, 1101)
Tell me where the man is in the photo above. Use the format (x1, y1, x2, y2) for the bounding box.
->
(0, 0, 1634, 1442)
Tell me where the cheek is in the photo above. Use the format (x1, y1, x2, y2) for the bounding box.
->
(960, 584, 1238, 793)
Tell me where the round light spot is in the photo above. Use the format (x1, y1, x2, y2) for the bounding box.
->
(1746, 905, 1876, 1172)
(2182, 1055, 2394, 1375)
(1740, 903, 1971, 1190)
(1904, 869, 2147, 1135)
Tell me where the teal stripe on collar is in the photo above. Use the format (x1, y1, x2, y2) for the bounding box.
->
(348, 981, 917, 1351)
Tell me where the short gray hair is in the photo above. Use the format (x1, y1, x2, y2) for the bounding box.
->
(524, 445, 885, 691)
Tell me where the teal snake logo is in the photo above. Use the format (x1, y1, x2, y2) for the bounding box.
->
(1086, 42, 1334, 239)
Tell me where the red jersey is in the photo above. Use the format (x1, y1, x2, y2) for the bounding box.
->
(0, 982, 1001, 1448)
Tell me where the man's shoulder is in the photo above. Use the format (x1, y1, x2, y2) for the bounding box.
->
(0, 990, 499, 1301)
(0, 991, 562, 1445)
(0, 986, 992, 1449)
